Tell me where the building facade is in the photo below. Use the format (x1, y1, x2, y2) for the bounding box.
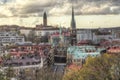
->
(77, 29, 93, 42)
(67, 46, 103, 65)
(0, 32, 25, 46)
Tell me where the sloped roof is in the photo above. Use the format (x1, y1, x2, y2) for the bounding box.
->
(67, 46, 101, 59)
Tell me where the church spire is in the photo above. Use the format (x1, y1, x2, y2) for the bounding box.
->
(70, 6, 77, 46)
(71, 6, 76, 29)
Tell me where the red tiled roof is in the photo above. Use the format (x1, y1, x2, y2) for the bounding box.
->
(77, 40, 90, 45)
(107, 46, 120, 53)
(68, 64, 81, 70)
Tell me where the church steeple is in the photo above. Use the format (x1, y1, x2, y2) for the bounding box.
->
(43, 11, 47, 27)
(70, 6, 77, 46)
(71, 6, 76, 29)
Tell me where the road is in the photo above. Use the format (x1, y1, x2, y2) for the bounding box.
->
(51, 63, 66, 80)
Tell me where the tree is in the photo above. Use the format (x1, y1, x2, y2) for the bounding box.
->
(20, 34, 27, 41)
(5, 67, 15, 80)
(0, 66, 15, 80)
(63, 54, 120, 80)
(0, 69, 6, 80)
(1, 54, 15, 80)
(27, 29, 37, 43)
(63, 64, 81, 80)
(25, 67, 62, 80)
(35, 36, 41, 44)
(40, 32, 49, 43)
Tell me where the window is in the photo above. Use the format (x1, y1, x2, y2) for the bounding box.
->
(19, 62, 23, 66)
(77, 59, 81, 62)
(74, 59, 76, 62)
(26, 62, 30, 65)
(6, 34, 9, 36)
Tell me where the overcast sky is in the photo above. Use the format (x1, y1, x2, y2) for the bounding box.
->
(0, 0, 120, 28)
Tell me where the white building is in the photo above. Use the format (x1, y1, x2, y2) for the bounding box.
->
(92, 28, 116, 43)
(35, 28, 59, 37)
(76, 28, 118, 44)
(20, 27, 32, 36)
(0, 32, 25, 46)
(77, 29, 93, 41)
(20, 26, 59, 37)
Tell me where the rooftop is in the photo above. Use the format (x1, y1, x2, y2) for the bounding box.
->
(67, 45, 103, 59)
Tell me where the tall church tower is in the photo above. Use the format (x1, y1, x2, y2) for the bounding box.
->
(43, 11, 47, 27)
(70, 6, 77, 45)
(71, 7, 76, 29)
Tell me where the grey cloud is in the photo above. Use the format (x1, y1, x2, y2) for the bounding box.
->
(1, 0, 120, 18)
(0, 14, 7, 18)
(20, 1, 56, 14)
(66, 0, 120, 15)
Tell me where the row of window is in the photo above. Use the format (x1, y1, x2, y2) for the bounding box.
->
(4, 61, 41, 67)
(0, 34, 17, 37)
(0, 38, 24, 42)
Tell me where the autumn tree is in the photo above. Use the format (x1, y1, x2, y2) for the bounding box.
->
(63, 54, 120, 80)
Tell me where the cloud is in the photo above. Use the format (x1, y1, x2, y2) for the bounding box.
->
(19, 0, 56, 14)
(0, 0, 120, 18)
(70, 0, 120, 15)
(0, 0, 57, 17)
(49, 2, 71, 16)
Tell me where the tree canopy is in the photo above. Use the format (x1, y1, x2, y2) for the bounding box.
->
(63, 54, 120, 80)
(27, 30, 37, 43)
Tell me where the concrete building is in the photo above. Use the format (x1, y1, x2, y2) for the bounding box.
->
(77, 29, 93, 42)
(0, 32, 24, 46)
(76, 28, 119, 44)
(20, 27, 33, 36)
(35, 28, 59, 37)
(92, 28, 116, 44)
(50, 29, 71, 46)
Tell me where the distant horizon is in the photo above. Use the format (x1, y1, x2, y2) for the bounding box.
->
(0, 15, 120, 29)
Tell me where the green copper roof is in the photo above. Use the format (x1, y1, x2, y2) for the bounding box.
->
(67, 46, 102, 59)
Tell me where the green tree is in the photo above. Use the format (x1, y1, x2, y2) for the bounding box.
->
(34, 36, 41, 45)
(40, 32, 49, 43)
(5, 67, 15, 80)
(0, 69, 6, 80)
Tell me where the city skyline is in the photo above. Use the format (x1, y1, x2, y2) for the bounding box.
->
(0, 0, 120, 28)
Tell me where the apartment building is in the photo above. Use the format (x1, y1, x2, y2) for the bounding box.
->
(0, 32, 25, 46)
